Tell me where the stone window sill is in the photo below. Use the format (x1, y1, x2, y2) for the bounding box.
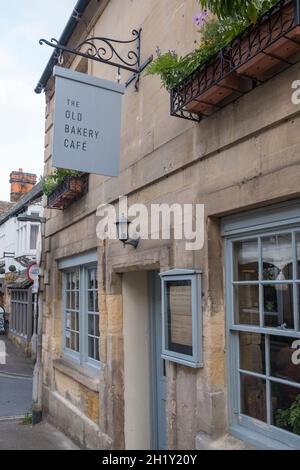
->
(53, 357, 100, 393)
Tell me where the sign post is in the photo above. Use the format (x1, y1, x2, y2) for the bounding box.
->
(52, 66, 125, 176)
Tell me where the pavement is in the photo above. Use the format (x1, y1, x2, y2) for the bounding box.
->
(0, 335, 79, 450)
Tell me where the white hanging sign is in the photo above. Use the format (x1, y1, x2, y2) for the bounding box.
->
(52, 66, 125, 176)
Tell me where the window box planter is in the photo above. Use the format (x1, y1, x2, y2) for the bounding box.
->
(230, 1, 300, 78)
(184, 64, 247, 115)
(171, 0, 300, 121)
(47, 174, 89, 210)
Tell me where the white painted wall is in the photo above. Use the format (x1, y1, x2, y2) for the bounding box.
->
(0, 202, 42, 275)
(123, 271, 151, 451)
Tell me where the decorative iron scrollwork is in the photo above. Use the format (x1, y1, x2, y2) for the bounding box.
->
(39, 29, 153, 90)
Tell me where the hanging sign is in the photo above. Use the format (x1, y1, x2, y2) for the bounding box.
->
(52, 66, 125, 176)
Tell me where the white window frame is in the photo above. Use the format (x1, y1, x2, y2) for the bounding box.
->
(223, 201, 300, 450)
(59, 251, 100, 368)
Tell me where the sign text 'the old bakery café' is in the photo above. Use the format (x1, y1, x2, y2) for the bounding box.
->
(52, 66, 125, 177)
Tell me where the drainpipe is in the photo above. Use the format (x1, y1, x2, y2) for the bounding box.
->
(32, 221, 45, 425)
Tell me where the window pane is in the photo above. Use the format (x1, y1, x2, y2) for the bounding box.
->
(241, 374, 267, 423)
(71, 312, 76, 331)
(88, 336, 95, 359)
(233, 239, 259, 281)
(88, 291, 94, 312)
(94, 292, 99, 313)
(166, 280, 193, 356)
(88, 269, 95, 290)
(95, 338, 100, 361)
(270, 336, 300, 384)
(70, 291, 76, 311)
(240, 333, 265, 374)
(66, 273, 71, 290)
(66, 312, 71, 330)
(296, 232, 300, 279)
(95, 270, 98, 290)
(30, 225, 39, 250)
(66, 292, 71, 309)
(88, 314, 95, 336)
(71, 271, 79, 290)
(95, 315, 99, 337)
(70, 332, 76, 351)
(262, 234, 293, 281)
(272, 383, 300, 436)
(234, 285, 259, 326)
(263, 284, 294, 329)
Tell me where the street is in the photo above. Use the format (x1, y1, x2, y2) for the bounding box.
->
(0, 336, 78, 450)
(0, 336, 33, 418)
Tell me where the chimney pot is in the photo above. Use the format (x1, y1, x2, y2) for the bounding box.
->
(9, 169, 37, 203)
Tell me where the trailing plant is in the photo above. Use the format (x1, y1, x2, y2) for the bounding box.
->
(146, 0, 279, 90)
(276, 394, 300, 435)
(41, 169, 83, 196)
(199, 0, 278, 22)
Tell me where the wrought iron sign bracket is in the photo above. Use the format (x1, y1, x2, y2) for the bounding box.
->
(39, 29, 153, 92)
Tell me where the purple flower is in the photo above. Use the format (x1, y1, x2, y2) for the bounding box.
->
(193, 10, 209, 29)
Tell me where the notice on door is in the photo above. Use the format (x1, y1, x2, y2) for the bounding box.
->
(52, 66, 125, 176)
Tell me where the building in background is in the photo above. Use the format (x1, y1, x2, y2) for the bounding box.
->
(0, 172, 42, 356)
(35, 0, 300, 451)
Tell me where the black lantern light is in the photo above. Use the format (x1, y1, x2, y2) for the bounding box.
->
(116, 214, 139, 249)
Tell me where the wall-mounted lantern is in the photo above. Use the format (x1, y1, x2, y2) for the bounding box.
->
(116, 215, 140, 249)
(160, 269, 203, 368)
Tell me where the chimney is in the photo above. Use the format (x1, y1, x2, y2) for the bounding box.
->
(9, 168, 37, 203)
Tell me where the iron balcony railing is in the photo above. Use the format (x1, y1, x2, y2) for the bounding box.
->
(171, 0, 300, 122)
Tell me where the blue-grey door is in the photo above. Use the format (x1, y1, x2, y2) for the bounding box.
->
(149, 271, 167, 450)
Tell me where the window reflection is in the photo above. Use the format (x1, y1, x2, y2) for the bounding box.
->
(272, 383, 300, 436)
(234, 285, 259, 326)
(262, 234, 292, 281)
(233, 239, 259, 281)
(270, 336, 300, 384)
(263, 284, 294, 329)
(241, 375, 267, 423)
(240, 333, 265, 374)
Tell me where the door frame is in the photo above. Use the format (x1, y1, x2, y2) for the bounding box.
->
(148, 271, 167, 450)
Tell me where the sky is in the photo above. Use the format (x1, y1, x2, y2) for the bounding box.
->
(0, 0, 77, 201)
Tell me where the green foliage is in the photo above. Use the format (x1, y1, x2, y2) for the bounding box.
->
(199, 0, 278, 22)
(41, 169, 83, 196)
(146, 0, 279, 90)
(22, 411, 33, 426)
(276, 395, 300, 435)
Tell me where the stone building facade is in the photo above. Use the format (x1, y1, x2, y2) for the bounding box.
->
(37, 0, 300, 450)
